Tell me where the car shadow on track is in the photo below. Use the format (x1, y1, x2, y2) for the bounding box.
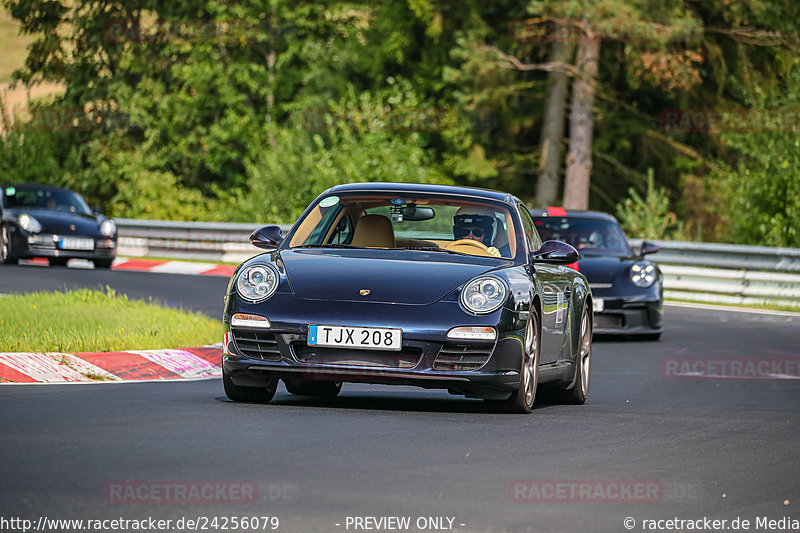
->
(214, 392, 566, 414)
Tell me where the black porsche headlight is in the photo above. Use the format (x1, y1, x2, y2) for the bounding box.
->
(99, 219, 117, 237)
(18, 214, 42, 233)
(236, 264, 279, 303)
(460, 275, 508, 315)
(631, 262, 656, 287)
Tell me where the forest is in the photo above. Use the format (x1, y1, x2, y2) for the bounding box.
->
(1, 0, 798, 246)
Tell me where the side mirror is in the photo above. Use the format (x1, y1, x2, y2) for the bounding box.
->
(640, 241, 660, 257)
(531, 240, 580, 265)
(249, 225, 283, 250)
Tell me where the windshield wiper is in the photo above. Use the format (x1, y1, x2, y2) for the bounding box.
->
(295, 244, 365, 249)
(396, 246, 467, 255)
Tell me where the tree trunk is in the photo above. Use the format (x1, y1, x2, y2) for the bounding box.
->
(563, 36, 600, 210)
(536, 40, 573, 207)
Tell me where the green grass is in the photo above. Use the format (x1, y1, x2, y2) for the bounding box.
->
(0, 288, 220, 352)
(666, 298, 800, 314)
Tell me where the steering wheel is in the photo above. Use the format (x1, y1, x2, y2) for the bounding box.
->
(445, 239, 490, 254)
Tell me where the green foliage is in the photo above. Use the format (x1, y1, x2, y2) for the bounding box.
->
(616, 168, 684, 240)
(1, 0, 799, 248)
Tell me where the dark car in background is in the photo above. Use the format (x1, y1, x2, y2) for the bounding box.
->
(530, 207, 663, 340)
(222, 183, 594, 413)
(0, 184, 117, 268)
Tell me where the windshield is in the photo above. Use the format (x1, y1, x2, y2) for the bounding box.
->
(289, 193, 519, 259)
(2, 185, 93, 215)
(533, 216, 633, 256)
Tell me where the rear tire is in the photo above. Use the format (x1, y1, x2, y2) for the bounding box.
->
(556, 306, 592, 405)
(283, 378, 342, 397)
(1, 225, 18, 264)
(49, 257, 69, 267)
(485, 310, 539, 414)
(223, 371, 278, 403)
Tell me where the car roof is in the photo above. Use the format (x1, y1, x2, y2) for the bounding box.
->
(326, 182, 515, 203)
(529, 207, 620, 223)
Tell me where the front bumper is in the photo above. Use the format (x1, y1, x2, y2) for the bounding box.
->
(592, 298, 663, 335)
(9, 229, 116, 261)
(222, 299, 527, 398)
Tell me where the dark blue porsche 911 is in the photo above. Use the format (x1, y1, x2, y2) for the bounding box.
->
(222, 183, 593, 412)
(530, 207, 663, 340)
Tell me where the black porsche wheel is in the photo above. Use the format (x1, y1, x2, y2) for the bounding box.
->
(1, 225, 18, 264)
(283, 378, 342, 397)
(49, 258, 69, 267)
(558, 306, 592, 405)
(223, 371, 278, 403)
(94, 259, 114, 269)
(486, 310, 539, 414)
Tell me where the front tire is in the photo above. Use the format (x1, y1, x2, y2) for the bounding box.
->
(486, 310, 539, 414)
(223, 371, 278, 403)
(49, 257, 69, 267)
(283, 378, 342, 397)
(94, 259, 114, 269)
(1, 225, 18, 264)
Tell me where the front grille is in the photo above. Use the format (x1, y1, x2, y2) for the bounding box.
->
(595, 314, 624, 329)
(434, 343, 493, 371)
(292, 344, 422, 369)
(232, 329, 281, 360)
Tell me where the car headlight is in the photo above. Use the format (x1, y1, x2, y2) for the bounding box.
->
(18, 214, 41, 233)
(460, 276, 508, 315)
(236, 264, 279, 303)
(631, 262, 656, 287)
(99, 219, 117, 236)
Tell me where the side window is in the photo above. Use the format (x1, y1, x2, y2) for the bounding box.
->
(517, 203, 541, 251)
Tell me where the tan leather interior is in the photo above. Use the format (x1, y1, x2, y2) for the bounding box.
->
(351, 214, 396, 248)
(492, 224, 509, 251)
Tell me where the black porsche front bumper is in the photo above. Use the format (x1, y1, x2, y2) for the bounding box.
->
(222, 325, 527, 399)
(592, 298, 663, 335)
(9, 229, 116, 262)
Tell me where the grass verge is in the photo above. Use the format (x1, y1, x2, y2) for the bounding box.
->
(665, 298, 800, 314)
(0, 287, 219, 352)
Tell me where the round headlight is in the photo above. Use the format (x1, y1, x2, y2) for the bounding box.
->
(236, 264, 279, 303)
(18, 214, 42, 233)
(460, 276, 508, 315)
(99, 219, 117, 236)
(631, 262, 656, 287)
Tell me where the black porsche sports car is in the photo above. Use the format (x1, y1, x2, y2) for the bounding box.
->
(530, 207, 663, 340)
(0, 184, 117, 268)
(222, 183, 593, 413)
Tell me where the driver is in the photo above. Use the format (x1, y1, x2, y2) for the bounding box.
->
(453, 207, 502, 257)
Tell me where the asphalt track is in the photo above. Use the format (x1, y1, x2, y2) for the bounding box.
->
(1, 265, 799, 533)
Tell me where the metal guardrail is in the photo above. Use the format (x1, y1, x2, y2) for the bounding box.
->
(116, 220, 800, 307)
(630, 239, 800, 307)
(116, 218, 291, 264)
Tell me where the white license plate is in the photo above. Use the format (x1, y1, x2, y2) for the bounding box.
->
(308, 325, 402, 351)
(593, 298, 605, 313)
(60, 238, 94, 251)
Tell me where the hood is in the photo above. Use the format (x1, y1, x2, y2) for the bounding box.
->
(8, 208, 102, 235)
(280, 249, 499, 305)
(578, 255, 637, 284)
